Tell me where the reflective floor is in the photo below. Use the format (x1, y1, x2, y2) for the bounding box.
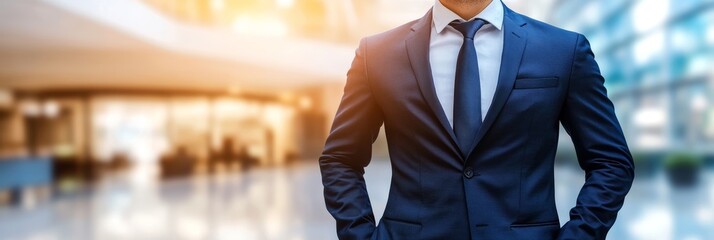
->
(1, 160, 713, 240)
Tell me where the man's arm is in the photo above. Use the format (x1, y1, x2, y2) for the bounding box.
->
(319, 39, 384, 240)
(558, 34, 635, 240)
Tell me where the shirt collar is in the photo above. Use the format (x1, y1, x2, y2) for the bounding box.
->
(432, 0, 504, 34)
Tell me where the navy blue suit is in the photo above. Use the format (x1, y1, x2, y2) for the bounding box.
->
(319, 3, 634, 240)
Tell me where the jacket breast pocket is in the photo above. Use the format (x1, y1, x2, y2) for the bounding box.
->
(514, 77, 558, 89)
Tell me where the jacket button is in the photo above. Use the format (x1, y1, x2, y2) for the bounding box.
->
(464, 167, 474, 179)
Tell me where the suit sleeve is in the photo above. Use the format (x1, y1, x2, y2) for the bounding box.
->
(319, 38, 384, 240)
(557, 34, 635, 240)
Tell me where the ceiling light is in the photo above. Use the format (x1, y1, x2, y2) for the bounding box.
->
(276, 0, 294, 9)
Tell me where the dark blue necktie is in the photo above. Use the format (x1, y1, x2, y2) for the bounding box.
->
(450, 19, 487, 156)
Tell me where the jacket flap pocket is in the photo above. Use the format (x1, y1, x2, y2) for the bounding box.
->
(514, 77, 558, 89)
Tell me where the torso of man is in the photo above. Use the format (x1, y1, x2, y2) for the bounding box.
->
(319, 0, 635, 239)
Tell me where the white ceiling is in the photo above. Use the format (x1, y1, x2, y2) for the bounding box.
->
(0, 0, 356, 93)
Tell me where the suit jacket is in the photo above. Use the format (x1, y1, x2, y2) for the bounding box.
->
(319, 3, 634, 240)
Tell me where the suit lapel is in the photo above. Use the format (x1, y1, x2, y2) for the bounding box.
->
(466, 6, 528, 159)
(405, 10, 463, 157)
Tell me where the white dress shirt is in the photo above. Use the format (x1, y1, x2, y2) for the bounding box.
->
(429, 0, 504, 126)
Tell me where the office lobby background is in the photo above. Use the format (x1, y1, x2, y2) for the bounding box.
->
(0, 0, 712, 239)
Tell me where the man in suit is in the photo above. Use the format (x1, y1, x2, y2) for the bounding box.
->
(319, 0, 634, 239)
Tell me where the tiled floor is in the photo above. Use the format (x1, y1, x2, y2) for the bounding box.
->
(0, 159, 713, 240)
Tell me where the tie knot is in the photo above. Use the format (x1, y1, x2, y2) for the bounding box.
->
(449, 19, 487, 39)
